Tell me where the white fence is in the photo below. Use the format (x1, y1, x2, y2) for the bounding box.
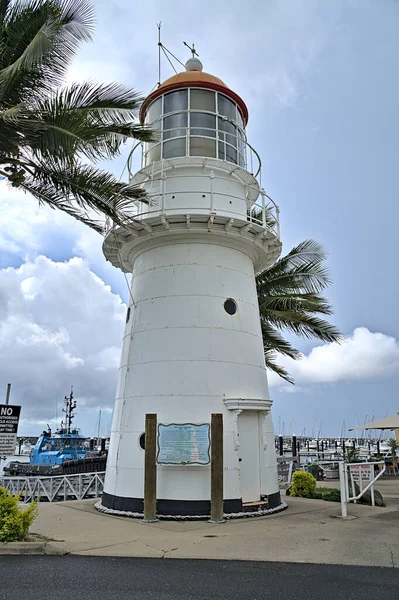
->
(0, 472, 105, 503)
(339, 461, 385, 517)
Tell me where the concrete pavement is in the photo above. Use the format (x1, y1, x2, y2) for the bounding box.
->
(4, 477, 394, 567)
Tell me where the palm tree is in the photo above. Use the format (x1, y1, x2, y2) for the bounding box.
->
(257, 239, 342, 383)
(0, 0, 153, 232)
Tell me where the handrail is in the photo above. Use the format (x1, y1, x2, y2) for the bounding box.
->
(126, 183, 280, 238)
(127, 128, 262, 181)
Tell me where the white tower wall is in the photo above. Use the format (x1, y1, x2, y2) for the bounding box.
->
(104, 238, 280, 514)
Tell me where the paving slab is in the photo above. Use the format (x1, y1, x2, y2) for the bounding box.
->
(22, 490, 399, 567)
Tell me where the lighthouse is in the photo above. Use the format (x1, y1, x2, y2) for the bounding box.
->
(101, 55, 284, 517)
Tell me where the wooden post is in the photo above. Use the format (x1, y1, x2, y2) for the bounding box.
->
(210, 413, 225, 523)
(143, 413, 157, 522)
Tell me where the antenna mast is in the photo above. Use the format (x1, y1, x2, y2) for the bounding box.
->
(157, 22, 162, 87)
(62, 387, 76, 434)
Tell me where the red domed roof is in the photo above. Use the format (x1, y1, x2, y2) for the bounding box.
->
(140, 69, 249, 125)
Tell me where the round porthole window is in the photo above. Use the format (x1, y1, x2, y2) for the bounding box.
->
(224, 298, 237, 315)
(139, 432, 145, 450)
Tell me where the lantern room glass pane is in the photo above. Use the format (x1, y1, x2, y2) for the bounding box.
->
(163, 113, 187, 140)
(147, 98, 162, 123)
(225, 144, 237, 164)
(190, 89, 216, 112)
(218, 117, 236, 135)
(163, 138, 186, 159)
(164, 90, 188, 114)
(146, 144, 161, 164)
(190, 112, 216, 137)
(218, 94, 236, 121)
(190, 137, 216, 157)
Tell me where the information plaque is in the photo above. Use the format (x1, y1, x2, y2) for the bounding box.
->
(0, 404, 21, 457)
(157, 423, 210, 465)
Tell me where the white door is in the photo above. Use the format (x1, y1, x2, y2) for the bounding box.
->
(238, 411, 261, 502)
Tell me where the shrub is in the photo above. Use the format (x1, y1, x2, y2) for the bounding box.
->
(321, 488, 341, 502)
(0, 487, 38, 542)
(289, 471, 317, 498)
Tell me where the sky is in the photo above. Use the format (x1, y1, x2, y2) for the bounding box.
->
(1, 0, 399, 438)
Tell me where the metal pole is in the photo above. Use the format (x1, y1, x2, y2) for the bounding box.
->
(292, 435, 297, 459)
(210, 413, 225, 523)
(143, 413, 157, 522)
(339, 461, 348, 518)
(5, 383, 11, 405)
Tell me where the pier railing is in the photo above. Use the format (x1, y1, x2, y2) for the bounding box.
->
(0, 471, 105, 503)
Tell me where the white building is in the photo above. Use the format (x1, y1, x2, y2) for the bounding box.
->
(101, 57, 283, 517)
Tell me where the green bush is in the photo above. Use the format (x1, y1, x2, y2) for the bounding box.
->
(321, 488, 341, 502)
(289, 471, 317, 498)
(0, 487, 38, 542)
(310, 487, 341, 502)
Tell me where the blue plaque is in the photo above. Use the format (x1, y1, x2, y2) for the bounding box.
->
(157, 423, 210, 465)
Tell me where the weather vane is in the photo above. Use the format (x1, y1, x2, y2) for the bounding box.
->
(183, 41, 199, 58)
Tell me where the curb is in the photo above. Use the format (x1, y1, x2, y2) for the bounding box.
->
(0, 542, 67, 556)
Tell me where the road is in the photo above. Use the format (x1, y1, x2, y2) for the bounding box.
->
(1, 556, 398, 599)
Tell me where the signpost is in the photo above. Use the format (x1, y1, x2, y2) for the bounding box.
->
(0, 404, 21, 457)
(157, 423, 210, 465)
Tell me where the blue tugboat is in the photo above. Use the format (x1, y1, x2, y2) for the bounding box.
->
(4, 389, 107, 476)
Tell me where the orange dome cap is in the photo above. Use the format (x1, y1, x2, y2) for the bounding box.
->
(140, 64, 249, 125)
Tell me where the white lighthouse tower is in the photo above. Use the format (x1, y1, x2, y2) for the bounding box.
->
(101, 56, 284, 517)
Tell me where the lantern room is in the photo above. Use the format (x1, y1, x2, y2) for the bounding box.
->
(139, 57, 249, 169)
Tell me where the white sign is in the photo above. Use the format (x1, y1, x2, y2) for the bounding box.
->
(157, 423, 210, 465)
(0, 404, 21, 456)
(350, 463, 372, 481)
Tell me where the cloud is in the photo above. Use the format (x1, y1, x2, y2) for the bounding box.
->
(0, 255, 126, 430)
(268, 327, 399, 388)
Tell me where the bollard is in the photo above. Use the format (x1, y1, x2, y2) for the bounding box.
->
(292, 435, 297, 457)
(143, 413, 157, 522)
(210, 413, 225, 523)
(342, 439, 346, 456)
(101, 438, 106, 453)
(352, 440, 356, 451)
(279, 435, 284, 456)
(377, 440, 380, 455)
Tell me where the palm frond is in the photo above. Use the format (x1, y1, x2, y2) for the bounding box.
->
(262, 309, 342, 344)
(264, 351, 295, 385)
(257, 239, 331, 296)
(26, 158, 146, 223)
(0, 0, 94, 105)
(261, 321, 300, 359)
(259, 293, 334, 316)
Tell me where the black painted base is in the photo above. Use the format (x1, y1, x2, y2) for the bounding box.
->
(102, 491, 282, 517)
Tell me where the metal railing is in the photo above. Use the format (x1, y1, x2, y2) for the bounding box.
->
(0, 472, 105, 503)
(127, 128, 263, 182)
(121, 170, 280, 238)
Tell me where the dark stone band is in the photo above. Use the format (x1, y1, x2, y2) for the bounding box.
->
(102, 491, 282, 516)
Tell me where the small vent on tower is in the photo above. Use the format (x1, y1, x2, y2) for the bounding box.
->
(224, 298, 237, 315)
(126, 307, 131, 323)
(139, 432, 145, 450)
